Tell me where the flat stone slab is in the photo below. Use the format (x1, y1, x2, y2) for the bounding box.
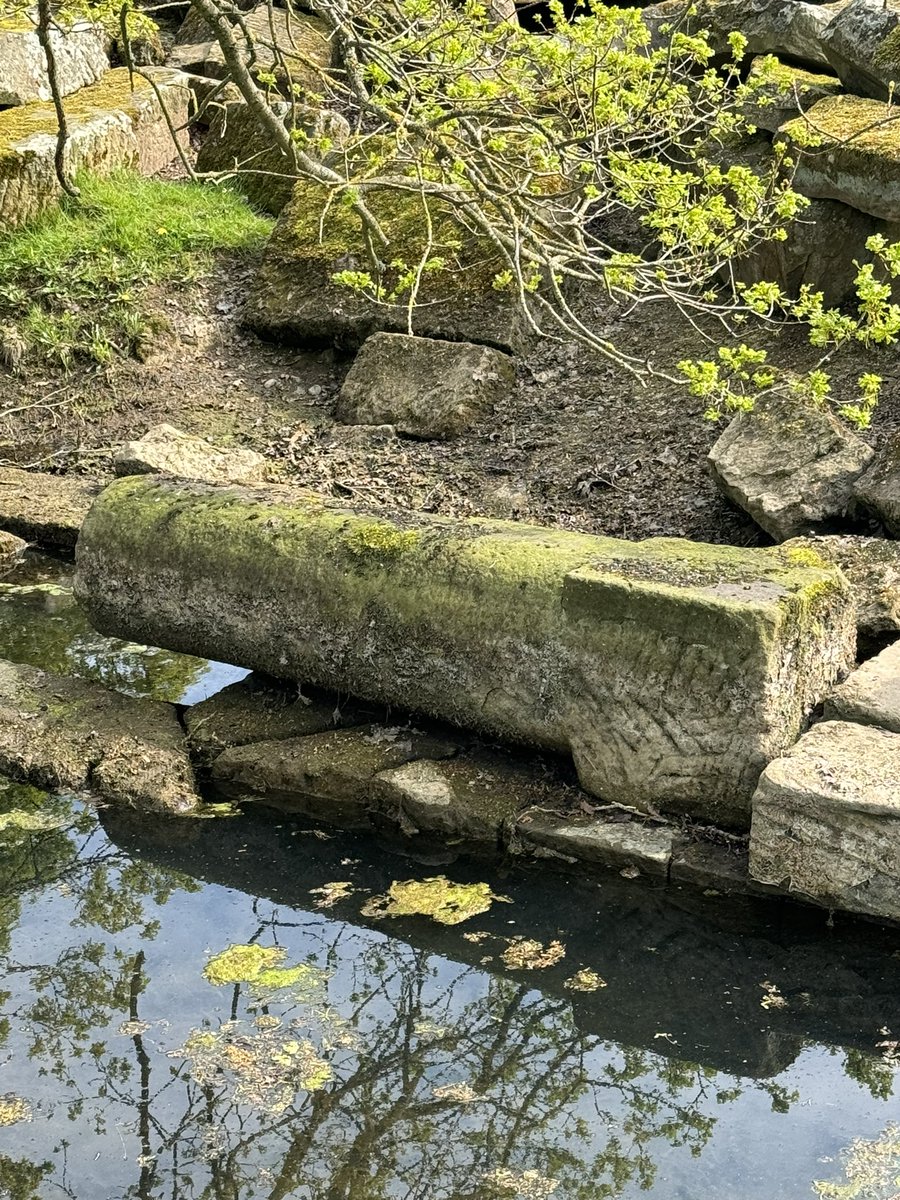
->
(515, 810, 677, 877)
(184, 673, 376, 764)
(825, 640, 900, 732)
(708, 392, 873, 540)
(0, 68, 191, 230)
(0, 657, 200, 812)
(750, 720, 900, 921)
(337, 334, 516, 440)
(782, 534, 900, 644)
(114, 424, 268, 485)
(210, 724, 459, 823)
(779, 94, 900, 222)
(0, 467, 102, 551)
(0, 18, 107, 106)
(74, 477, 856, 828)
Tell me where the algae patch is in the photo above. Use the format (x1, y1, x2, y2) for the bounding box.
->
(813, 1123, 900, 1199)
(203, 943, 327, 999)
(0, 808, 68, 833)
(563, 968, 607, 993)
(501, 938, 566, 970)
(0, 1095, 31, 1126)
(361, 876, 510, 925)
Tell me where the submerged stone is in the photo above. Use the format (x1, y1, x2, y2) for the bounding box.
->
(0, 467, 101, 551)
(825, 639, 900, 732)
(0, 657, 200, 812)
(749, 720, 900, 921)
(515, 811, 677, 877)
(708, 392, 873, 540)
(114, 423, 268, 485)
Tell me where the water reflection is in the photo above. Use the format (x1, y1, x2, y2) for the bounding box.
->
(0, 782, 895, 1200)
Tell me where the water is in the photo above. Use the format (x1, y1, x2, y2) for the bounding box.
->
(0, 551, 895, 1200)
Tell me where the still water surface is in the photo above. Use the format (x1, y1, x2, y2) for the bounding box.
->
(0, 552, 895, 1200)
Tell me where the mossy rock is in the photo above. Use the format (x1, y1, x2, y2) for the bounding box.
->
(743, 56, 842, 133)
(203, 6, 334, 99)
(0, 18, 107, 107)
(820, 0, 900, 99)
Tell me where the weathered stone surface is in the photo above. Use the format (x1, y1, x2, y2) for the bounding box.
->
(204, 7, 334, 96)
(742, 56, 842, 133)
(516, 811, 677, 876)
(244, 177, 529, 354)
(708, 393, 873, 540)
(114, 423, 268, 485)
(642, 0, 841, 66)
(0, 531, 27, 564)
(211, 725, 458, 823)
(825, 639, 900, 732)
(853, 433, 900, 536)
(819, 0, 900, 99)
(0, 657, 199, 812)
(196, 99, 349, 215)
(337, 334, 516, 440)
(782, 534, 900, 642)
(374, 752, 540, 844)
(0, 467, 102, 551)
(0, 18, 107, 106)
(749, 720, 900, 921)
(779, 94, 900, 222)
(0, 68, 191, 230)
(74, 477, 855, 827)
(184, 673, 376, 763)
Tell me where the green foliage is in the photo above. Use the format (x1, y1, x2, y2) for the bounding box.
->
(0, 172, 272, 370)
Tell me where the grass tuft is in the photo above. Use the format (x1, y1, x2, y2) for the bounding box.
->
(0, 172, 274, 370)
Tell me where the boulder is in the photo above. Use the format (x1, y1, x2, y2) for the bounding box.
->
(707, 392, 873, 540)
(779, 94, 900, 222)
(0, 467, 102, 551)
(0, 531, 27, 565)
(203, 7, 334, 97)
(336, 334, 516, 440)
(819, 0, 900, 99)
(749, 720, 900, 921)
(184, 673, 377, 764)
(0, 657, 200, 813)
(374, 751, 544, 845)
(781, 534, 900, 643)
(515, 810, 677, 877)
(211, 724, 458, 823)
(74, 476, 856, 828)
(0, 68, 191, 230)
(642, 0, 841, 67)
(114, 424, 268, 485)
(853, 433, 900, 535)
(196, 99, 349, 215)
(825, 639, 900, 732)
(244, 176, 530, 354)
(742, 56, 842, 134)
(0, 18, 107, 107)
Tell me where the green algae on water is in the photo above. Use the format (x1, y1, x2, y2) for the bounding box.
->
(361, 876, 511, 926)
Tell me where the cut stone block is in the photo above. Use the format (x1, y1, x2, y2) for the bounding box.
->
(0, 68, 191, 230)
(819, 0, 900, 99)
(749, 720, 900, 921)
(244, 177, 530, 354)
(0, 18, 107, 107)
(211, 724, 458, 823)
(825, 639, 900, 732)
(782, 534, 900, 643)
(114, 423, 268, 485)
(184, 673, 376, 764)
(515, 811, 677, 877)
(779, 94, 900, 222)
(642, 0, 838, 66)
(337, 333, 516, 440)
(0, 467, 102, 551)
(0, 657, 200, 812)
(742, 57, 843, 134)
(74, 476, 856, 828)
(853, 433, 900, 536)
(708, 392, 873, 540)
(204, 7, 335, 97)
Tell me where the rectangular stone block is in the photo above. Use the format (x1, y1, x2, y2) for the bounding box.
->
(0, 19, 107, 107)
(73, 477, 855, 828)
(749, 720, 900, 921)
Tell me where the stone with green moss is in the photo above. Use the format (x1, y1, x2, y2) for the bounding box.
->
(244, 174, 529, 354)
(743, 56, 842, 133)
(0, 656, 200, 812)
(0, 17, 107, 107)
(779, 93, 900, 221)
(820, 0, 900, 100)
(0, 67, 190, 229)
(75, 476, 856, 827)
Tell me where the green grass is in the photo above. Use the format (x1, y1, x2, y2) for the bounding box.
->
(0, 172, 274, 370)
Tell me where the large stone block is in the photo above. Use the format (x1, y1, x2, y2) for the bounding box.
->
(825, 639, 900, 732)
(74, 477, 855, 827)
(0, 18, 107, 107)
(782, 534, 900, 644)
(0, 467, 102, 551)
(202, 6, 334, 97)
(819, 0, 900, 99)
(749, 720, 900, 921)
(742, 57, 843, 134)
(0, 68, 191, 230)
(642, 0, 840, 66)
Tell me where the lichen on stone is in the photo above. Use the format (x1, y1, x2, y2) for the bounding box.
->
(361, 875, 510, 925)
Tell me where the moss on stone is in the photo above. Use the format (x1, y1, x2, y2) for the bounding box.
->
(0, 69, 151, 155)
(780, 95, 900, 169)
(873, 24, 900, 72)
